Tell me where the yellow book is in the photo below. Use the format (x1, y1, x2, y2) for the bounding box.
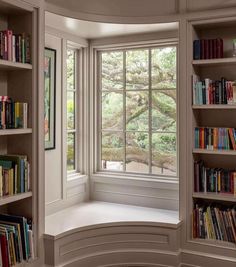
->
(9, 169, 14, 196)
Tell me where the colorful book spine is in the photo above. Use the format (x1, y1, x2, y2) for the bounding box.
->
(193, 38, 224, 60)
(195, 127, 236, 151)
(0, 30, 31, 63)
(193, 204, 236, 243)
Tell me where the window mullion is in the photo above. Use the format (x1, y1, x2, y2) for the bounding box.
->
(123, 51, 126, 172)
(148, 49, 152, 174)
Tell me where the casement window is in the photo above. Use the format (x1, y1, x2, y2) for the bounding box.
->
(66, 48, 79, 174)
(99, 45, 177, 177)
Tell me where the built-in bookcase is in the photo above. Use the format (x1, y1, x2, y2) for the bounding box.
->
(0, 0, 39, 265)
(188, 17, 236, 250)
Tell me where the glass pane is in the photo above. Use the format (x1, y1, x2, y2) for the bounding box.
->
(126, 91, 149, 131)
(152, 133, 176, 176)
(101, 132, 123, 171)
(67, 91, 75, 130)
(67, 133, 75, 171)
(67, 49, 75, 90)
(152, 90, 176, 132)
(102, 52, 123, 90)
(152, 47, 176, 89)
(126, 132, 149, 173)
(126, 49, 149, 90)
(102, 92, 123, 130)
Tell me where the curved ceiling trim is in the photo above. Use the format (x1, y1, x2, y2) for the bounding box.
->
(45, 2, 180, 24)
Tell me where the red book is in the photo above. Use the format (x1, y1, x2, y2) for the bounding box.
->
(209, 39, 213, 59)
(0, 235, 9, 267)
(6, 30, 12, 61)
(204, 39, 209, 59)
(200, 39, 205, 59)
(213, 39, 217, 58)
(216, 38, 223, 58)
(228, 128, 236, 150)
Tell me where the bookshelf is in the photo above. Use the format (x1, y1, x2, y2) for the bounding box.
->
(0, 0, 42, 266)
(188, 17, 236, 251)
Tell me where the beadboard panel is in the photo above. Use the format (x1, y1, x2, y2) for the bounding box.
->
(91, 177, 179, 211)
(44, 223, 181, 267)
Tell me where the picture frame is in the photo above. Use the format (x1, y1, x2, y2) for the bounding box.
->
(44, 47, 56, 150)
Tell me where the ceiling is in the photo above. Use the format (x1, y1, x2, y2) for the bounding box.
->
(45, 12, 179, 39)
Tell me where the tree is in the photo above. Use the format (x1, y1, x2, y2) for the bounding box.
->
(101, 47, 177, 175)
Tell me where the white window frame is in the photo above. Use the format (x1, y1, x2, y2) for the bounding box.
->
(91, 40, 179, 182)
(64, 41, 87, 181)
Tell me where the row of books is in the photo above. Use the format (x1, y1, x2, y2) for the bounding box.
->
(192, 75, 236, 105)
(0, 213, 34, 266)
(0, 30, 30, 64)
(192, 204, 236, 243)
(0, 96, 28, 129)
(194, 127, 236, 150)
(0, 154, 30, 197)
(193, 38, 223, 60)
(194, 161, 236, 194)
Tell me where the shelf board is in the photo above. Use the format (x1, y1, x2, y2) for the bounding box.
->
(193, 148, 236, 155)
(191, 238, 236, 249)
(0, 192, 32, 206)
(193, 192, 236, 202)
(192, 57, 236, 66)
(0, 59, 32, 70)
(192, 105, 236, 109)
(0, 128, 32, 136)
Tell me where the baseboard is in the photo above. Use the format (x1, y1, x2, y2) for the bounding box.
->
(181, 249, 236, 267)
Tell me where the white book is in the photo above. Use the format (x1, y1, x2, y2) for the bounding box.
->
(192, 74, 199, 105)
(28, 229, 34, 260)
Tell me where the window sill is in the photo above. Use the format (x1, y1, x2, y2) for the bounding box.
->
(91, 172, 179, 191)
(67, 173, 88, 184)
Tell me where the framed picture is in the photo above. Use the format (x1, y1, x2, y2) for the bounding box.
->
(44, 47, 56, 150)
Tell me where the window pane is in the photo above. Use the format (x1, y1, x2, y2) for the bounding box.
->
(152, 133, 176, 176)
(126, 49, 149, 90)
(126, 91, 149, 131)
(101, 132, 123, 171)
(67, 133, 75, 171)
(102, 92, 123, 130)
(152, 90, 176, 132)
(102, 52, 123, 90)
(67, 49, 75, 90)
(126, 132, 149, 173)
(152, 47, 176, 89)
(67, 91, 75, 130)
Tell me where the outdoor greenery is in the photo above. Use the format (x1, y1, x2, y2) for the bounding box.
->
(67, 49, 76, 171)
(101, 47, 177, 175)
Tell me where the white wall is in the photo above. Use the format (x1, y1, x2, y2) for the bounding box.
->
(45, 30, 89, 216)
(45, 33, 63, 212)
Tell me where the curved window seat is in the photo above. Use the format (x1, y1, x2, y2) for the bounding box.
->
(44, 201, 181, 267)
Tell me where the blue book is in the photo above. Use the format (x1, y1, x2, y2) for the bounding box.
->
(193, 40, 201, 60)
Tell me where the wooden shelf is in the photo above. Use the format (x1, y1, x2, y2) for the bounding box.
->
(0, 59, 32, 70)
(0, 128, 32, 136)
(0, 192, 32, 206)
(192, 149, 236, 155)
(192, 57, 236, 66)
(191, 238, 236, 249)
(193, 192, 236, 202)
(192, 105, 236, 109)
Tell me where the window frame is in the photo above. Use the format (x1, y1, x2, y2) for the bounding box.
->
(65, 43, 85, 180)
(94, 40, 179, 181)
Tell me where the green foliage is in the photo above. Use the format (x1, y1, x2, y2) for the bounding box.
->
(101, 47, 177, 175)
